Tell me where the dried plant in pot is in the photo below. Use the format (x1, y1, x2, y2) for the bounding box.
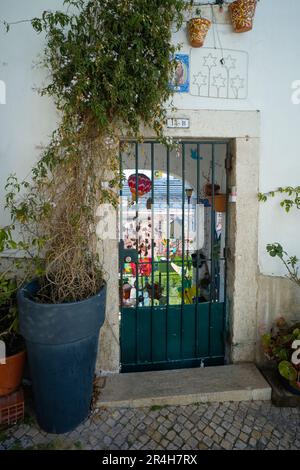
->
(229, 0, 257, 33)
(187, 8, 211, 48)
(3, 0, 192, 433)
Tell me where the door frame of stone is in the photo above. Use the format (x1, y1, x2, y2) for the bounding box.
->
(97, 109, 260, 373)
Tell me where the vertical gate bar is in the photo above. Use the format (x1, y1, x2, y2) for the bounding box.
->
(181, 143, 185, 358)
(119, 144, 123, 311)
(166, 146, 170, 360)
(195, 143, 200, 356)
(151, 143, 155, 309)
(135, 142, 139, 363)
(166, 148, 170, 305)
(151, 142, 155, 364)
(223, 143, 230, 356)
(209, 143, 216, 357)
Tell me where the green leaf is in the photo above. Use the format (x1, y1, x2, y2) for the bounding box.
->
(278, 349, 289, 361)
(262, 333, 272, 348)
(278, 361, 297, 382)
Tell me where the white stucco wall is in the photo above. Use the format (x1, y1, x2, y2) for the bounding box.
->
(0, 0, 299, 276)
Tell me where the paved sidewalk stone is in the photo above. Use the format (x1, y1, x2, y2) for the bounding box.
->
(0, 401, 299, 450)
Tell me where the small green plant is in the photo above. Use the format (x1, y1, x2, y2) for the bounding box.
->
(266, 243, 299, 287)
(0, 226, 25, 355)
(259, 185, 300, 287)
(258, 186, 300, 212)
(262, 317, 300, 391)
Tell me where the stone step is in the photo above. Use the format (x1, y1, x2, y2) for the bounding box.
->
(97, 364, 271, 408)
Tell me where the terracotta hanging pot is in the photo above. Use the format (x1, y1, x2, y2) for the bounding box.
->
(208, 194, 227, 213)
(187, 17, 211, 48)
(229, 0, 257, 33)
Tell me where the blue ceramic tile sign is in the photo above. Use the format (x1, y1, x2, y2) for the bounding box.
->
(170, 54, 190, 93)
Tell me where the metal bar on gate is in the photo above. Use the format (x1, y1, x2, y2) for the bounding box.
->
(181, 143, 185, 358)
(209, 144, 216, 357)
(151, 143, 155, 364)
(166, 147, 170, 361)
(124, 140, 229, 146)
(166, 148, 170, 306)
(135, 142, 139, 362)
(151, 143, 155, 309)
(195, 143, 200, 356)
(119, 145, 123, 310)
(223, 143, 230, 350)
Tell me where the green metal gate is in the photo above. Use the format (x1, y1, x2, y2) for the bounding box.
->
(119, 141, 229, 372)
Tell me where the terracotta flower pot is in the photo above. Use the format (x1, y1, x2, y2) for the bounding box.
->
(208, 194, 227, 213)
(187, 17, 211, 48)
(229, 0, 257, 33)
(0, 350, 26, 397)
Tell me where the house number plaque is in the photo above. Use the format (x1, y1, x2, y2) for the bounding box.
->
(167, 118, 190, 129)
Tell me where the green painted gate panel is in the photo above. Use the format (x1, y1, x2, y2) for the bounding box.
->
(210, 302, 226, 357)
(121, 308, 137, 366)
(167, 306, 181, 360)
(120, 302, 225, 372)
(182, 305, 196, 359)
(151, 307, 167, 362)
(120, 141, 228, 373)
(197, 303, 210, 357)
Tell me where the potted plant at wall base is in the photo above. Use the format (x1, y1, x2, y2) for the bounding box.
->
(0, 275, 26, 397)
(4, 0, 191, 433)
(262, 318, 300, 396)
(229, 0, 257, 33)
(187, 8, 211, 47)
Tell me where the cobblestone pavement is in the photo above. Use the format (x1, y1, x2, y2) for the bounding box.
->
(1, 401, 300, 450)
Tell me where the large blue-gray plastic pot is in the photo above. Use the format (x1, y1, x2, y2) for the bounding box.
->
(17, 280, 106, 434)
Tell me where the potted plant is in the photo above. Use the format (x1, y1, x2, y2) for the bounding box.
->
(3, 0, 192, 433)
(204, 183, 227, 213)
(187, 8, 211, 47)
(0, 275, 26, 397)
(262, 317, 300, 395)
(229, 0, 257, 33)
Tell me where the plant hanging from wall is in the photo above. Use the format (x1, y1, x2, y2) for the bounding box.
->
(2, 0, 192, 304)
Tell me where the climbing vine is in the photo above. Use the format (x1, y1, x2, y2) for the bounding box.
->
(1, 0, 192, 303)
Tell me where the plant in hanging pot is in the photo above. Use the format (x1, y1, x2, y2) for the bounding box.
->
(203, 183, 227, 213)
(229, 0, 257, 33)
(4, 0, 192, 433)
(187, 8, 211, 48)
(0, 275, 26, 397)
(262, 317, 300, 396)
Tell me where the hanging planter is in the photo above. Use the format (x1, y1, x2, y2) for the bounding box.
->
(208, 194, 227, 213)
(187, 17, 211, 48)
(229, 0, 257, 33)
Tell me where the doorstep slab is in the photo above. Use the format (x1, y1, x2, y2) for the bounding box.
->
(97, 364, 271, 408)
